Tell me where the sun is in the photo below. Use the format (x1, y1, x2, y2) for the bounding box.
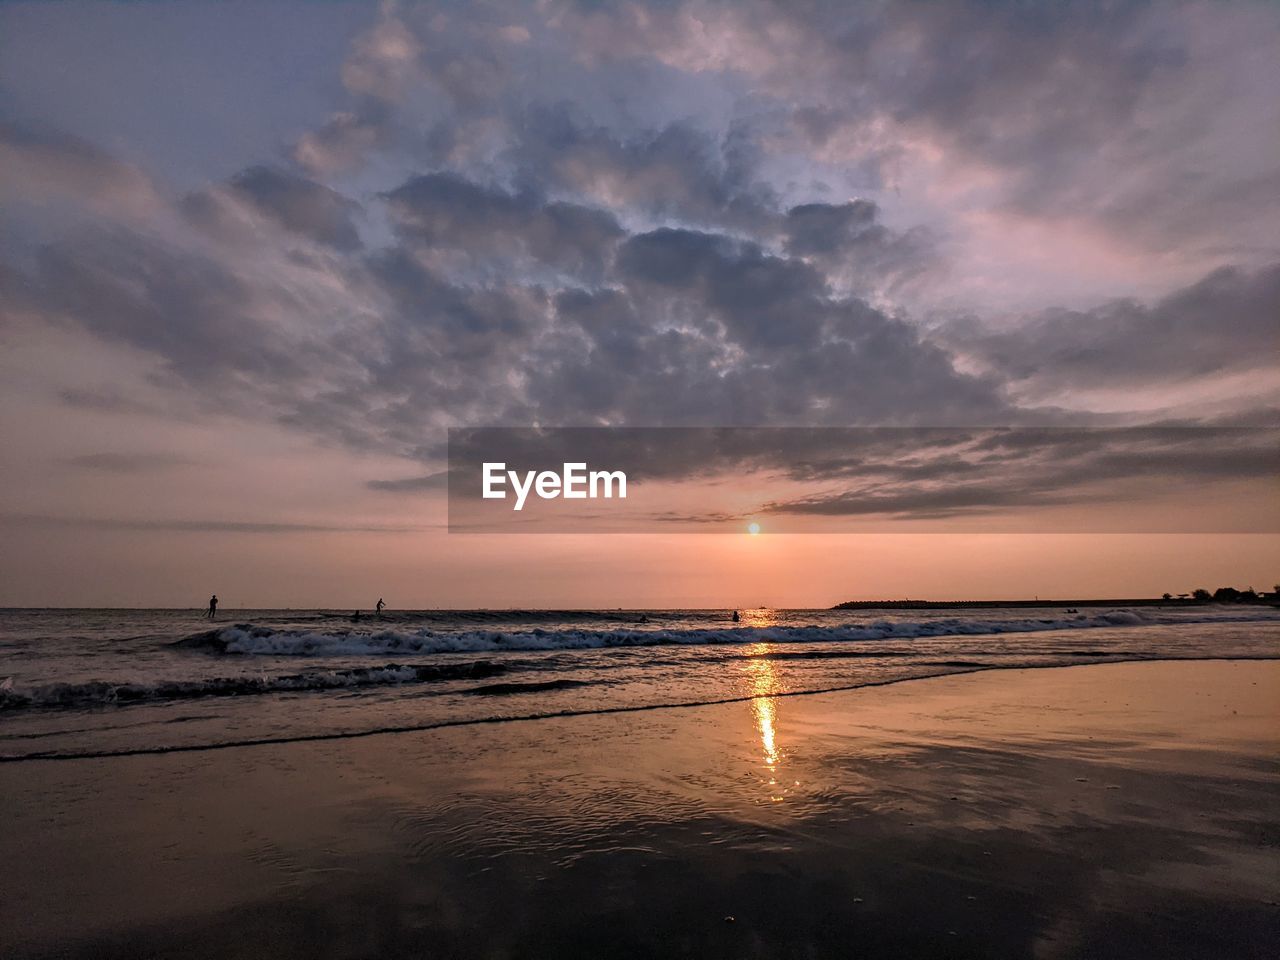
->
(747, 521, 761, 535)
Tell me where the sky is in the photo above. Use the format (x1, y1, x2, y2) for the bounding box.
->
(0, 0, 1277, 608)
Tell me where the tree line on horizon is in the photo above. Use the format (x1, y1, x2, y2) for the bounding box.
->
(1161, 585, 1279, 603)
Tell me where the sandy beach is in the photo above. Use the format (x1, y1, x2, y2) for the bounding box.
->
(2, 659, 1276, 959)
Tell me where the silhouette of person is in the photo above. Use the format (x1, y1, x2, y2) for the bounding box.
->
(352, 610, 361, 623)
(207, 595, 218, 620)
(732, 610, 741, 623)
(376, 598, 385, 616)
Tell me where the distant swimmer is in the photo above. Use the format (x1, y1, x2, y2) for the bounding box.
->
(206, 594, 218, 620)
(376, 598, 385, 616)
(732, 610, 741, 623)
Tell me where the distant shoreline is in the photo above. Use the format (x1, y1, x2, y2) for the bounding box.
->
(1, 600, 1278, 613)
(831, 598, 1280, 610)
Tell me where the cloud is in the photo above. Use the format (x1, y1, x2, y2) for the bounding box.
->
(552, 0, 1280, 267)
(783, 200, 939, 295)
(0, 513, 427, 534)
(58, 388, 162, 417)
(504, 109, 779, 232)
(179, 166, 365, 252)
(289, 3, 512, 176)
(223, 166, 363, 251)
(339, 9, 421, 102)
(444, 425, 1278, 530)
(2, 0, 1277, 490)
(783, 200, 880, 258)
(943, 263, 1280, 399)
(293, 108, 391, 177)
(367, 471, 449, 493)
(0, 121, 159, 215)
(290, 5, 420, 175)
(0, 140, 1018, 465)
(383, 172, 623, 277)
(66, 452, 196, 472)
(609, 226, 1005, 421)
(32, 229, 295, 385)
(10, 115, 1274, 484)
(757, 426, 1278, 522)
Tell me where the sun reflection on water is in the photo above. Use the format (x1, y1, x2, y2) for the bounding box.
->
(742, 635, 792, 801)
(753, 694, 780, 767)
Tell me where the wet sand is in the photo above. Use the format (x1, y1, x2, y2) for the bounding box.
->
(2, 660, 1277, 959)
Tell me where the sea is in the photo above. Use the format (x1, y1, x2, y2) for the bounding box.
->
(2, 605, 1278, 761)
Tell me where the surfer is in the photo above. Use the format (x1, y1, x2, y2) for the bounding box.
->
(352, 610, 361, 623)
(732, 610, 741, 623)
(206, 594, 218, 620)
(376, 598, 385, 617)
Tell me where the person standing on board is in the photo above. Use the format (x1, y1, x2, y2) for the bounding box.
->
(376, 598, 385, 617)
(206, 594, 218, 620)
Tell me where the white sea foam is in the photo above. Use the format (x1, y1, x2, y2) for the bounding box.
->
(211, 609, 1280, 657)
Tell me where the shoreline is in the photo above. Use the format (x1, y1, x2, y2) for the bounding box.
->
(4, 653, 1277, 765)
(2, 659, 1277, 958)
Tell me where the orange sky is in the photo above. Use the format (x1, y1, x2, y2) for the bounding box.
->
(2, 521, 1276, 609)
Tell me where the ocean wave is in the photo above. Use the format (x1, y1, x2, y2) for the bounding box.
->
(464, 678, 591, 696)
(0, 660, 505, 712)
(177, 609, 1280, 657)
(313, 609, 687, 625)
(8, 655, 1277, 764)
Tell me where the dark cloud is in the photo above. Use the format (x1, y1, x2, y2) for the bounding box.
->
(383, 173, 623, 277)
(944, 263, 1280, 396)
(506, 109, 779, 232)
(608, 226, 1004, 421)
(616, 228, 829, 349)
(784, 201, 880, 258)
(451, 425, 1276, 486)
(3, 154, 1008, 454)
(224, 166, 362, 251)
(783, 201, 938, 293)
(32, 229, 299, 386)
(760, 426, 1280, 521)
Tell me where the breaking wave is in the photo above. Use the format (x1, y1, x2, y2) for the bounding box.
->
(0, 660, 505, 712)
(178, 609, 1280, 657)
